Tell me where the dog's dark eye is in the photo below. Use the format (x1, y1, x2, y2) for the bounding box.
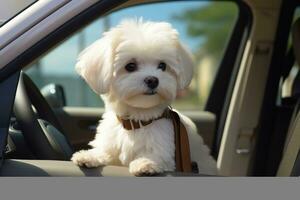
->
(125, 62, 137, 72)
(158, 62, 167, 71)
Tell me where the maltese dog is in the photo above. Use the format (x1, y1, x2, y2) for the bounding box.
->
(71, 19, 217, 176)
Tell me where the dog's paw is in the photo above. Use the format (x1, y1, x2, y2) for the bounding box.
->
(71, 150, 106, 168)
(129, 158, 164, 176)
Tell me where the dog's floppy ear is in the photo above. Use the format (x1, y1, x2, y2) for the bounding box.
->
(176, 42, 194, 90)
(75, 35, 114, 94)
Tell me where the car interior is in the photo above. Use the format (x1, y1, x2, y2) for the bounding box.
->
(0, 0, 300, 176)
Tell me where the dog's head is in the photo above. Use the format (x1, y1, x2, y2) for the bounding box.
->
(76, 19, 194, 109)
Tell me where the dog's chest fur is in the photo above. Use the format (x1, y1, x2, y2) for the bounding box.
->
(89, 111, 176, 170)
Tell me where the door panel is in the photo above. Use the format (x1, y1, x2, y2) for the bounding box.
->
(53, 107, 103, 150)
(182, 110, 216, 148)
(54, 107, 216, 151)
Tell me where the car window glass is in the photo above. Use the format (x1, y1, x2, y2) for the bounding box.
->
(26, 1, 238, 110)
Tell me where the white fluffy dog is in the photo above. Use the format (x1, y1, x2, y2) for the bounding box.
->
(71, 19, 217, 176)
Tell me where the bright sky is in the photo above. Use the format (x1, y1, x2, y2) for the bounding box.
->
(38, 1, 209, 75)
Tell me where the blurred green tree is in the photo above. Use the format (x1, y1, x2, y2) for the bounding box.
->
(174, 2, 237, 62)
(171, 2, 238, 110)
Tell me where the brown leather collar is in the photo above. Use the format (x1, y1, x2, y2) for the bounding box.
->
(117, 108, 171, 130)
(117, 107, 193, 172)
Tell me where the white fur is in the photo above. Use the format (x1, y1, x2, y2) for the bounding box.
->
(71, 19, 217, 176)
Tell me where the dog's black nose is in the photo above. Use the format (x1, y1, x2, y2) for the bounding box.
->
(144, 76, 159, 89)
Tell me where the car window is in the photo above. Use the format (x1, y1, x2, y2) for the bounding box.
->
(26, 1, 238, 111)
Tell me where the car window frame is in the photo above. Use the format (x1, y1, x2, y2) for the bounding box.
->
(206, 1, 253, 158)
(0, 0, 38, 27)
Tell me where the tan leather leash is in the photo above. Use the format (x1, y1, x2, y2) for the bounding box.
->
(168, 109, 192, 172)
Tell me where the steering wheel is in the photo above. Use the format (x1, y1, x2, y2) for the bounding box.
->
(13, 72, 73, 160)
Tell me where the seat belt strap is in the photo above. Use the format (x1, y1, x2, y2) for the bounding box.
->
(169, 109, 192, 173)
